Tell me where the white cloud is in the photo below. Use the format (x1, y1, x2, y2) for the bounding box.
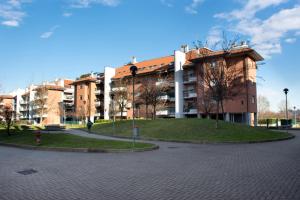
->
(0, 0, 31, 27)
(70, 0, 120, 8)
(63, 12, 73, 17)
(185, 0, 204, 14)
(2, 20, 19, 26)
(40, 26, 60, 39)
(206, 26, 223, 47)
(285, 38, 297, 43)
(215, 1, 300, 58)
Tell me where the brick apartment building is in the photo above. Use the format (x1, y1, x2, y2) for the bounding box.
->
(17, 79, 74, 125)
(71, 43, 262, 126)
(2, 43, 262, 126)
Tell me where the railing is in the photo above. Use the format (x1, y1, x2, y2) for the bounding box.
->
(156, 80, 175, 87)
(183, 74, 197, 83)
(95, 90, 103, 95)
(64, 95, 74, 100)
(184, 108, 197, 114)
(183, 90, 197, 98)
(112, 87, 126, 92)
(64, 88, 74, 94)
(156, 108, 175, 116)
(95, 101, 101, 107)
(160, 95, 175, 101)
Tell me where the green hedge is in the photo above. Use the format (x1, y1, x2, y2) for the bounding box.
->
(94, 119, 112, 124)
(258, 118, 278, 124)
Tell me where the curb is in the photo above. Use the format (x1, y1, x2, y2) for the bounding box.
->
(0, 142, 159, 153)
(86, 131, 296, 145)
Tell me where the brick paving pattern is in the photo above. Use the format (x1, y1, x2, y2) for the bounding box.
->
(0, 130, 299, 200)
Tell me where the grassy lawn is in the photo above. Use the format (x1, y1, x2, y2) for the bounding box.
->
(89, 118, 292, 143)
(0, 129, 154, 150)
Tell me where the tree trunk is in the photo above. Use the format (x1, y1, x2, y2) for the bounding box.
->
(215, 101, 219, 129)
(6, 121, 11, 136)
(146, 104, 148, 120)
(221, 100, 225, 121)
(153, 105, 156, 120)
(120, 105, 123, 120)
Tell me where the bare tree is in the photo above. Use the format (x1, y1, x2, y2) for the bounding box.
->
(139, 76, 170, 119)
(112, 78, 128, 119)
(257, 95, 270, 119)
(200, 90, 215, 118)
(1, 105, 13, 135)
(33, 86, 48, 124)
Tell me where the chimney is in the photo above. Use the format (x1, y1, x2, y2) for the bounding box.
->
(181, 45, 189, 53)
(131, 56, 137, 64)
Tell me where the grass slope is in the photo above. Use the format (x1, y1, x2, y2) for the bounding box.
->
(0, 129, 153, 149)
(90, 119, 292, 142)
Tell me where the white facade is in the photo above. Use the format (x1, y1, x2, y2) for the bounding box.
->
(174, 50, 186, 118)
(104, 67, 116, 120)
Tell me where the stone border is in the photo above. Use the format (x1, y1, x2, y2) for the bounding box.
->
(0, 142, 159, 153)
(88, 131, 295, 144)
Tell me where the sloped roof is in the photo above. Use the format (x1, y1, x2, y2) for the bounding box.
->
(71, 77, 97, 85)
(0, 95, 14, 99)
(113, 56, 174, 79)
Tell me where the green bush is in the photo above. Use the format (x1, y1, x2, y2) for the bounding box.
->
(258, 118, 278, 124)
(94, 119, 112, 124)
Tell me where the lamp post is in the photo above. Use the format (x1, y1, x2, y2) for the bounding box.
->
(110, 93, 115, 135)
(130, 65, 138, 147)
(294, 106, 297, 127)
(283, 88, 289, 131)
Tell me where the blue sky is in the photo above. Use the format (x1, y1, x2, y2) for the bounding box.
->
(0, 0, 299, 111)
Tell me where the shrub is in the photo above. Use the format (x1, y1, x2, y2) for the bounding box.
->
(94, 119, 112, 124)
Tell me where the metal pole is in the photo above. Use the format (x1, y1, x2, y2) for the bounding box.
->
(285, 93, 288, 133)
(132, 76, 135, 148)
(112, 99, 115, 135)
(294, 106, 297, 127)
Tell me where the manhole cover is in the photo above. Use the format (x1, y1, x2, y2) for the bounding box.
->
(17, 169, 38, 175)
(168, 146, 179, 149)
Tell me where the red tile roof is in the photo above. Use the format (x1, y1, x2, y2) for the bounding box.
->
(71, 77, 97, 85)
(113, 56, 174, 79)
(0, 95, 14, 99)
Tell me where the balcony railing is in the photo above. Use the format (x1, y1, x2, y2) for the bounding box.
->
(95, 90, 103, 95)
(95, 101, 101, 107)
(112, 87, 126, 92)
(183, 75, 197, 84)
(64, 95, 74, 101)
(184, 108, 197, 114)
(64, 88, 74, 94)
(160, 95, 175, 101)
(156, 80, 175, 87)
(156, 108, 175, 116)
(183, 90, 197, 98)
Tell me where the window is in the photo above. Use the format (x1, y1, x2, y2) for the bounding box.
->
(80, 95, 83, 100)
(251, 96, 255, 104)
(80, 84, 83, 89)
(241, 100, 244, 105)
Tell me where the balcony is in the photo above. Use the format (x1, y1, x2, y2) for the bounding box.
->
(64, 88, 74, 94)
(95, 101, 101, 107)
(112, 87, 126, 92)
(19, 100, 28, 105)
(160, 95, 175, 101)
(183, 75, 197, 84)
(184, 90, 197, 99)
(64, 95, 74, 101)
(95, 90, 103, 95)
(19, 107, 29, 112)
(184, 108, 198, 115)
(156, 80, 175, 87)
(156, 108, 175, 116)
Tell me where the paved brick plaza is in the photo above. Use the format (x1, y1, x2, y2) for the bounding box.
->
(0, 131, 299, 200)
